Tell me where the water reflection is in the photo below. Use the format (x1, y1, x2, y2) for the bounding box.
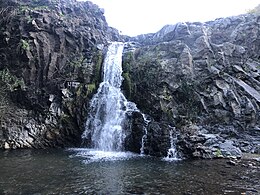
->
(0, 149, 259, 194)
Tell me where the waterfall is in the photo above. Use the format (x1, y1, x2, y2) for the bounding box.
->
(82, 42, 137, 151)
(163, 127, 179, 161)
(140, 114, 151, 155)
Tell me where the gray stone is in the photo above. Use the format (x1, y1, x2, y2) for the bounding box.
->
(217, 140, 242, 158)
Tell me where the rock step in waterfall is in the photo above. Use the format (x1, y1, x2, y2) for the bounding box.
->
(81, 42, 178, 160)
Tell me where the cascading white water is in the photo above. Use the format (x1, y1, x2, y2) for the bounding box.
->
(79, 42, 180, 162)
(163, 126, 179, 161)
(82, 42, 137, 151)
(140, 114, 151, 155)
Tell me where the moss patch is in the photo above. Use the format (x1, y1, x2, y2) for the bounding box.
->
(122, 72, 132, 99)
(0, 69, 25, 91)
(122, 51, 135, 99)
(20, 39, 30, 51)
(87, 83, 96, 95)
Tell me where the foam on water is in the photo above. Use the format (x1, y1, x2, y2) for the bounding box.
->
(68, 148, 138, 164)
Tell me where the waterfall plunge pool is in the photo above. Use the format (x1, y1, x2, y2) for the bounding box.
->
(1, 42, 259, 194)
(0, 149, 259, 194)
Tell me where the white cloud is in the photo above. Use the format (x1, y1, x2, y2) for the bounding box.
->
(79, 0, 259, 36)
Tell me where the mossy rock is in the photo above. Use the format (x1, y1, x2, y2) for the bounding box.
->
(122, 72, 132, 99)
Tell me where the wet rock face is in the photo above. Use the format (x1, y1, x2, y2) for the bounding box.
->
(124, 111, 145, 153)
(0, 0, 121, 149)
(124, 111, 171, 157)
(124, 14, 260, 158)
(0, 0, 259, 159)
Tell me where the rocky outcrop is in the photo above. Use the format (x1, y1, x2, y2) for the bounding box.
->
(1, 0, 259, 160)
(0, 0, 121, 149)
(123, 14, 260, 158)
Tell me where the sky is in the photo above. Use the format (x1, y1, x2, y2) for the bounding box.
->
(78, 0, 259, 36)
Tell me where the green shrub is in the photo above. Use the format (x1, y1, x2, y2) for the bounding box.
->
(70, 55, 84, 68)
(215, 149, 223, 158)
(0, 69, 25, 91)
(20, 39, 30, 51)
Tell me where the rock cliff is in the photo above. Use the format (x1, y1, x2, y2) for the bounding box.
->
(123, 14, 260, 158)
(0, 0, 259, 159)
(0, 0, 121, 149)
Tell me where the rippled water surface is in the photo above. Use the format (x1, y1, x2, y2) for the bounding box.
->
(0, 149, 259, 195)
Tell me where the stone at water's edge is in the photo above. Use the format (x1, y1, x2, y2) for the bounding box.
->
(123, 14, 260, 158)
